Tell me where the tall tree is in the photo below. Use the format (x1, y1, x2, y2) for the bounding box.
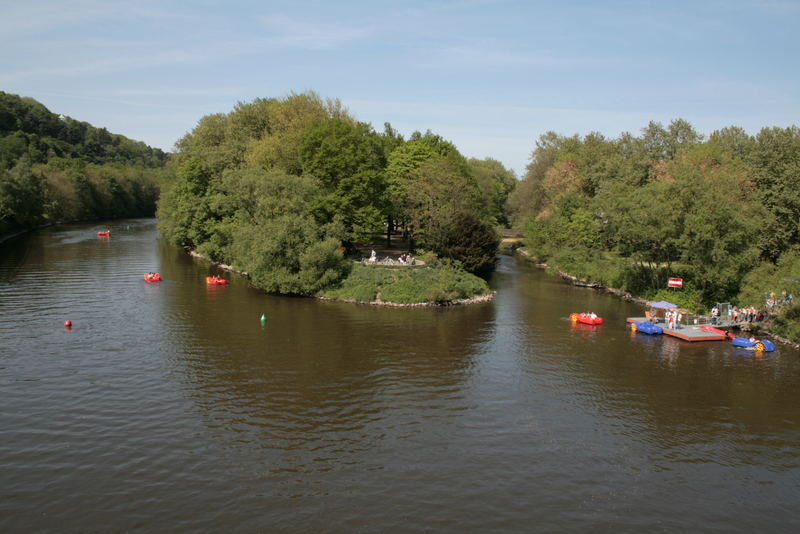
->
(468, 157, 516, 226)
(749, 126, 800, 261)
(299, 119, 389, 242)
(385, 131, 478, 242)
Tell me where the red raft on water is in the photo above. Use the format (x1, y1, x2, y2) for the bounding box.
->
(97, 231, 110, 237)
(206, 276, 227, 285)
(144, 273, 161, 282)
(698, 325, 734, 338)
(570, 312, 603, 325)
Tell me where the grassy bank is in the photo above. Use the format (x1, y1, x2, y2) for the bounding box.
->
(317, 263, 492, 305)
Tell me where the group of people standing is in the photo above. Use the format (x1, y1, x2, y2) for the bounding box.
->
(731, 305, 760, 323)
(710, 305, 762, 325)
(666, 310, 682, 329)
(649, 308, 683, 329)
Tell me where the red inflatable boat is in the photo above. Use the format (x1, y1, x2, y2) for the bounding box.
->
(144, 273, 161, 282)
(206, 276, 227, 285)
(698, 325, 732, 338)
(97, 231, 110, 237)
(570, 312, 603, 325)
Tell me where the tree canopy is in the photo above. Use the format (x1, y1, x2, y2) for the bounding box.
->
(511, 119, 800, 317)
(158, 93, 515, 291)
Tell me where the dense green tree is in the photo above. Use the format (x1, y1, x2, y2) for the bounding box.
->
(708, 126, 754, 160)
(422, 210, 499, 277)
(298, 119, 388, 241)
(603, 180, 683, 270)
(0, 159, 45, 232)
(669, 149, 761, 302)
(468, 157, 516, 226)
(749, 126, 800, 261)
(244, 92, 351, 174)
(221, 170, 351, 294)
(385, 131, 481, 242)
(507, 133, 560, 228)
(512, 119, 795, 310)
(641, 119, 702, 162)
(299, 119, 385, 188)
(407, 156, 482, 237)
(156, 157, 213, 248)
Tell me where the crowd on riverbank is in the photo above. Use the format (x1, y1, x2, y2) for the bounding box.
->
(710, 305, 764, 325)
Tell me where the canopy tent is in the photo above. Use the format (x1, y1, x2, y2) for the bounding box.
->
(649, 300, 678, 309)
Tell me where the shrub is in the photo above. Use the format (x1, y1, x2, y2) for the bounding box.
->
(317, 263, 490, 304)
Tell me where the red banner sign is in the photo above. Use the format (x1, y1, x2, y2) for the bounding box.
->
(668, 278, 683, 288)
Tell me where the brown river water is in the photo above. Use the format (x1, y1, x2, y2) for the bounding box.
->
(1, 219, 799, 532)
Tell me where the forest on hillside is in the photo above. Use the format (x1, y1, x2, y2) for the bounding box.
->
(0, 91, 168, 234)
(509, 120, 800, 341)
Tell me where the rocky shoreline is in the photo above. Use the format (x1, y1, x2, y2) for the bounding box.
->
(514, 248, 800, 349)
(317, 291, 495, 308)
(187, 249, 249, 277)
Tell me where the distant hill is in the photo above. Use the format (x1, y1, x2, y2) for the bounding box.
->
(0, 91, 168, 169)
(0, 92, 170, 235)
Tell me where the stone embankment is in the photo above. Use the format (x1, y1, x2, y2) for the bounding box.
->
(318, 292, 495, 308)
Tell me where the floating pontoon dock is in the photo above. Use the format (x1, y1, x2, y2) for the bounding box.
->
(626, 317, 728, 342)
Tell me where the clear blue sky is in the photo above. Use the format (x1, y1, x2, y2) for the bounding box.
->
(2, 0, 798, 176)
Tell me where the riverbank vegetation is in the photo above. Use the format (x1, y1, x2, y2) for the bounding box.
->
(0, 91, 168, 235)
(157, 92, 509, 303)
(509, 120, 800, 341)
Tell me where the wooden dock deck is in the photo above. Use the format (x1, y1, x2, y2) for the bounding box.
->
(626, 317, 728, 342)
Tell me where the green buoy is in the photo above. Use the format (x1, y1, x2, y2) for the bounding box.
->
(260, 314, 267, 324)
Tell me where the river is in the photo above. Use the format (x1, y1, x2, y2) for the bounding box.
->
(1, 219, 798, 532)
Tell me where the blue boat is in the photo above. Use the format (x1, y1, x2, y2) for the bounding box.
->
(731, 337, 775, 352)
(632, 321, 663, 335)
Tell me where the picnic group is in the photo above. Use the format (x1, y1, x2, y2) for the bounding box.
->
(365, 249, 416, 266)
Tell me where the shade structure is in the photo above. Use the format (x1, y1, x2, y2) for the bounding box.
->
(649, 300, 678, 309)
